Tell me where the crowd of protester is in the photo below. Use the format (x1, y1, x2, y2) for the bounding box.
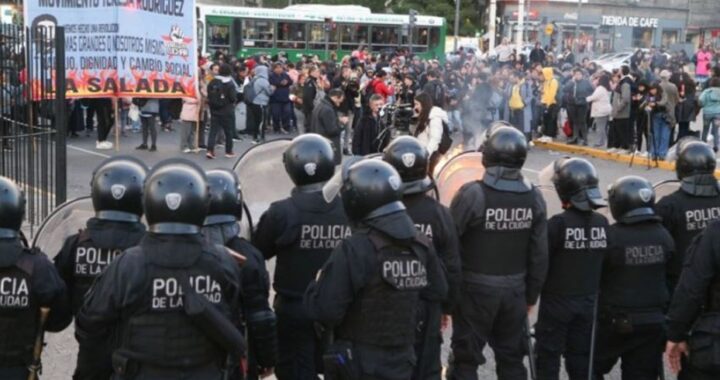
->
(4, 37, 720, 163)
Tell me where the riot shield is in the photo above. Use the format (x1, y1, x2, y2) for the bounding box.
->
(32, 197, 95, 259)
(233, 139, 294, 228)
(654, 180, 681, 201)
(435, 152, 486, 207)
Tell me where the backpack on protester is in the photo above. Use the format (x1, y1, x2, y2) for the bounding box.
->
(208, 79, 233, 110)
(242, 78, 258, 106)
(432, 81, 446, 108)
(438, 120, 453, 155)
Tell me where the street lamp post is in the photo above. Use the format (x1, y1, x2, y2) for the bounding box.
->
(574, 0, 582, 53)
(516, 0, 525, 56)
(454, 0, 460, 51)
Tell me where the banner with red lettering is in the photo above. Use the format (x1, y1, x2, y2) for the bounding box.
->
(25, 0, 197, 98)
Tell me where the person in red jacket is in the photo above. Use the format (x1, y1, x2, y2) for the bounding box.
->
(367, 70, 394, 101)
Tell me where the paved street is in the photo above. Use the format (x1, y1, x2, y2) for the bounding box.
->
(40, 126, 678, 379)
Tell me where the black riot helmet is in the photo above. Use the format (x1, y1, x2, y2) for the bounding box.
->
(552, 158, 606, 211)
(676, 141, 716, 180)
(0, 176, 25, 237)
(382, 136, 433, 195)
(205, 169, 243, 225)
(91, 156, 148, 222)
(283, 134, 336, 189)
(481, 126, 528, 169)
(608, 176, 656, 222)
(340, 159, 405, 222)
(144, 159, 209, 234)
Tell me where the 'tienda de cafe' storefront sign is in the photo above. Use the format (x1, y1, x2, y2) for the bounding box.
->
(601, 16, 659, 28)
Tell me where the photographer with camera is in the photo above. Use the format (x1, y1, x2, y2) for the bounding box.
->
(414, 92, 448, 175)
(396, 74, 418, 105)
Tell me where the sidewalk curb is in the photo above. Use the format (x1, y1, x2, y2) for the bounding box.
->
(533, 140, 720, 179)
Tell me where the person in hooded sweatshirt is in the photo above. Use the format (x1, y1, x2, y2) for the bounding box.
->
(206, 63, 237, 159)
(699, 77, 720, 153)
(247, 64, 273, 144)
(413, 92, 447, 176)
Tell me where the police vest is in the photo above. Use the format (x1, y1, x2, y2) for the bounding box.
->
(69, 230, 126, 314)
(664, 191, 720, 277)
(273, 196, 350, 298)
(337, 231, 429, 347)
(405, 194, 441, 243)
(543, 210, 608, 296)
(461, 182, 536, 275)
(0, 245, 39, 367)
(118, 247, 227, 368)
(600, 222, 671, 313)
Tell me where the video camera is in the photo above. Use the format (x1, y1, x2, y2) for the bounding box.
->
(379, 103, 414, 133)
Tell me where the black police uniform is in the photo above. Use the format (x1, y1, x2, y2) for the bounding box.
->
(536, 208, 608, 380)
(448, 167, 548, 380)
(656, 178, 720, 291)
(254, 189, 349, 379)
(593, 217, 674, 379)
(203, 221, 276, 380)
(0, 237, 72, 379)
(304, 210, 448, 380)
(75, 234, 243, 379)
(403, 192, 461, 379)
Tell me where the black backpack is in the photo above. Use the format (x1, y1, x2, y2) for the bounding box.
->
(431, 81, 446, 108)
(438, 120, 453, 155)
(207, 79, 232, 110)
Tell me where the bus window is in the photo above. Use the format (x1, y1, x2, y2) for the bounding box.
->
(243, 19, 274, 48)
(429, 27, 440, 48)
(401, 27, 429, 53)
(371, 25, 400, 50)
(339, 24, 368, 51)
(207, 22, 230, 49)
(308, 23, 338, 51)
(277, 22, 306, 50)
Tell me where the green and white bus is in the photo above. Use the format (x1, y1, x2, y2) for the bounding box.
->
(197, 4, 446, 61)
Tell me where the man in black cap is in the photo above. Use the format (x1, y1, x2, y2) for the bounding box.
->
(305, 159, 447, 380)
(535, 158, 609, 380)
(594, 176, 674, 379)
(54, 156, 148, 380)
(203, 169, 276, 380)
(656, 140, 720, 293)
(0, 176, 71, 379)
(447, 126, 548, 380)
(254, 134, 349, 380)
(76, 159, 245, 379)
(383, 136, 461, 379)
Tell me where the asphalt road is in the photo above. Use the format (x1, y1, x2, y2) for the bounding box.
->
(40, 125, 679, 379)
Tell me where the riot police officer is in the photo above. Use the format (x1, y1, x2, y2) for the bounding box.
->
(304, 159, 448, 380)
(254, 133, 350, 380)
(447, 126, 548, 380)
(54, 156, 148, 379)
(594, 176, 674, 379)
(665, 221, 720, 379)
(535, 158, 609, 380)
(0, 176, 71, 379)
(382, 136, 461, 380)
(76, 159, 245, 379)
(656, 140, 720, 292)
(203, 168, 276, 379)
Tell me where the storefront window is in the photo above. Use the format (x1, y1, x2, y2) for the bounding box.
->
(339, 24, 368, 51)
(243, 19, 274, 48)
(207, 22, 230, 49)
(277, 22, 306, 49)
(661, 30, 678, 47)
(632, 28, 653, 48)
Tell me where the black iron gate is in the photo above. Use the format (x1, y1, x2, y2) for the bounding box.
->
(0, 23, 66, 236)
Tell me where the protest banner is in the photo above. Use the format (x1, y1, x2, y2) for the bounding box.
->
(25, 0, 197, 98)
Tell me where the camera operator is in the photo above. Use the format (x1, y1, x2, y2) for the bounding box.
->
(352, 94, 385, 155)
(396, 74, 418, 105)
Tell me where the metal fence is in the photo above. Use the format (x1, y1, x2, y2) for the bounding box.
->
(0, 24, 66, 236)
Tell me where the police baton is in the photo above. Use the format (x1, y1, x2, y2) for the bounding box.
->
(524, 317, 537, 380)
(588, 296, 599, 380)
(27, 307, 50, 380)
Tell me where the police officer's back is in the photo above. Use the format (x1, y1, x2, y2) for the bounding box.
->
(594, 176, 674, 379)
(448, 126, 548, 380)
(76, 159, 244, 380)
(535, 158, 609, 380)
(0, 176, 71, 379)
(253, 134, 349, 380)
(305, 159, 447, 380)
(655, 141, 720, 291)
(203, 169, 276, 379)
(666, 219, 720, 379)
(383, 136, 461, 380)
(54, 157, 148, 379)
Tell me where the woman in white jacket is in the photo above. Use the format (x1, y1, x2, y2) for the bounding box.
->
(586, 74, 613, 147)
(414, 92, 447, 174)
